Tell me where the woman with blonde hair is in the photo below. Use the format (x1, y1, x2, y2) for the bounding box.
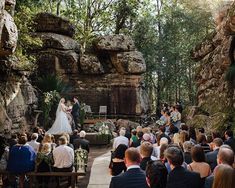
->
(212, 164, 235, 188)
(39, 134, 55, 152)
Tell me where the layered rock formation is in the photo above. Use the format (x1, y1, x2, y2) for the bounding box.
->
(186, 2, 235, 131)
(0, 0, 37, 134)
(34, 13, 149, 116)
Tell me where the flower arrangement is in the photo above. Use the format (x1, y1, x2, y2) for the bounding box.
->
(156, 119, 165, 126)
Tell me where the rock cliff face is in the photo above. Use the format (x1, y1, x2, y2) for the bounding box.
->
(186, 2, 235, 131)
(34, 13, 149, 116)
(0, 0, 37, 134)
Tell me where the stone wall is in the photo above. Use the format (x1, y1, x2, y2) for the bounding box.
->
(34, 13, 150, 116)
(0, 0, 37, 134)
(185, 2, 235, 131)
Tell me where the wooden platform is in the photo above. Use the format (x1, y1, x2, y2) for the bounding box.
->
(84, 118, 117, 125)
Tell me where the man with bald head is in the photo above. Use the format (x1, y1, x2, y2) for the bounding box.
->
(109, 147, 148, 188)
(204, 145, 234, 188)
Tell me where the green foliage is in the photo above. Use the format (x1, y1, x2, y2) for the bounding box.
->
(36, 75, 65, 93)
(14, 5, 43, 71)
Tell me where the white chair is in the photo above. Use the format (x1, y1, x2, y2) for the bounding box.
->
(99, 106, 107, 119)
(85, 105, 93, 119)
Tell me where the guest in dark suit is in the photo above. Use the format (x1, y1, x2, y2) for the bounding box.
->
(204, 146, 234, 188)
(140, 141, 153, 170)
(164, 146, 201, 188)
(206, 138, 223, 171)
(109, 147, 148, 188)
(73, 131, 90, 153)
(224, 130, 235, 152)
(71, 97, 80, 130)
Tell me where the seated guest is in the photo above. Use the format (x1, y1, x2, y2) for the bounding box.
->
(73, 130, 90, 152)
(70, 130, 79, 144)
(109, 144, 128, 176)
(62, 133, 74, 149)
(109, 147, 148, 188)
(212, 164, 235, 188)
(205, 146, 234, 188)
(130, 129, 137, 146)
(187, 145, 211, 187)
(189, 127, 197, 145)
(224, 130, 235, 152)
(39, 134, 55, 152)
(113, 128, 129, 150)
(183, 141, 194, 164)
(164, 146, 201, 188)
(159, 143, 168, 163)
(27, 133, 40, 153)
(33, 127, 44, 143)
(53, 136, 74, 172)
(157, 125, 171, 144)
(131, 131, 143, 148)
(198, 134, 211, 153)
(146, 160, 168, 188)
(140, 141, 153, 170)
(7, 136, 36, 188)
(206, 138, 223, 171)
(153, 137, 168, 159)
(35, 143, 54, 187)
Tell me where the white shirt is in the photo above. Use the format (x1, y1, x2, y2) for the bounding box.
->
(53, 145, 74, 168)
(127, 165, 140, 171)
(113, 136, 129, 149)
(27, 140, 40, 153)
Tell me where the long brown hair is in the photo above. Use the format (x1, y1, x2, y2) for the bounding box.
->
(212, 164, 235, 188)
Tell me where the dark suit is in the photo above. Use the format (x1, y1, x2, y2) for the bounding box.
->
(204, 175, 214, 188)
(109, 167, 148, 188)
(71, 102, 80, 129)
(73, 138, 90, 153)
(224, 137, 235, 152)
(205, 148, 219, 171)
(140, 157, 151, 171)
(166, 166, 201, 188)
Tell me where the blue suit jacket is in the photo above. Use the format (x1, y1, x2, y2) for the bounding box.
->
(206, 149, 219, 171)
(109, 168, 148, 188)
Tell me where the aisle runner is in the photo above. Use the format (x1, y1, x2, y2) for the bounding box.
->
(87, 151, 112, 188)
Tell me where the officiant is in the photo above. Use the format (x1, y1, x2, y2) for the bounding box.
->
(71, 97, 80, 130)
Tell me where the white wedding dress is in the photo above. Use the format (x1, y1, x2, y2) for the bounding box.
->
(46, 100, 72, 135)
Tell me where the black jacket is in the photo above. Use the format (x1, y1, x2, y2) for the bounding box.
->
(71, 102, 80, 117)
(167, 166, 201, 188)
(224, 137, 235, 153)
(73, 138, 90, 153)
(109, 168, 148, 188)
(205, 148, 219, 171)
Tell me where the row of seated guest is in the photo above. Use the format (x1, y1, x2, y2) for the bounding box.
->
(0, 129, 90, 187)
(109, 125, 235, 188)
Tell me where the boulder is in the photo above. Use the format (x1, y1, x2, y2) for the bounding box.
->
(80, 54, 105, 74)
(0, 0, 5, 11)
(37, 50, 79, 74)
(34, 13, 75, 37)
(0, 105, 12, 133)
(0, 10, 18, 57)
(116, 119, 140, 130)
(94, 35, 135, 51)
(115, 51, 146, 74)
(35, 32, 80, 51)
(5, 0, 16, 6)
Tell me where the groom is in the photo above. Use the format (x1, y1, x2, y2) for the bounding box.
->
(71, 97, 80, 130)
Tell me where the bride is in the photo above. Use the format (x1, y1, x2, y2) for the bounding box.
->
(46, 98, 72, 135)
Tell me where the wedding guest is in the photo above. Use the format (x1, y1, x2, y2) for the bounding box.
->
(183, 141, 193, 164)
(130, 129, 138, 147)
(224, 130, 235, 152)
(205, 146, 234, 188)
(206, 138, 223, 171)
(164, 146, 201, 188)
(113, 128, 129, 150)
(198, 134, 211, 153)
(70, 130, 79, 144)
(62, 133, 74, 149)
(109, 144, 128, 176)
(189, 127, 197, 145)
(27, 133, 40, 153)
(39, 134, 55, 152)
(146, 160, 168, 188)
(140, 141, 153, 170)
(73, 130, 89, 152)
(53, 136, 74, 172)
(212, 164, 235, 188)
(109, 147, 148, 188)
(7, 136, 36, 188)
(187, 145, 211, 187)
(131, 131, 143, 148)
